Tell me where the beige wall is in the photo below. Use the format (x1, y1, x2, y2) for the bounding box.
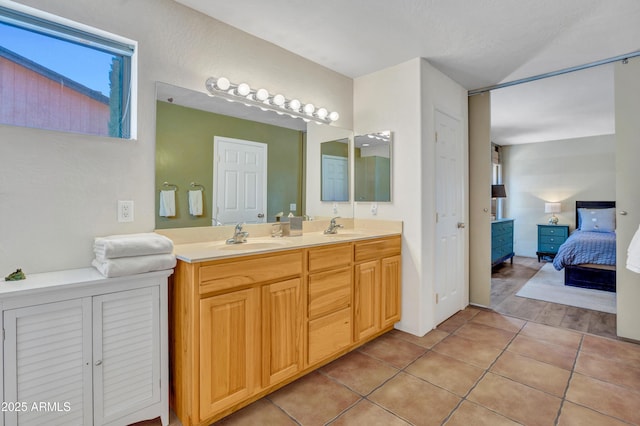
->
(615, 57, 640, 341)
(354, 58, 468, 335)
(468, 93, 492, 307)
(502, 134, 616, 257)
(0, 0, 352, 274)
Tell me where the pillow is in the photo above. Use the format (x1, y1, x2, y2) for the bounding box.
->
(578, 208, 616, 232)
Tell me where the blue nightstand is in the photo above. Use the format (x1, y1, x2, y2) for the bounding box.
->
(536, 224, 569, 262)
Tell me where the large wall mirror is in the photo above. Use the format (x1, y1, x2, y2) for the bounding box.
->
(354, 131, 392, 202)
(155, 82, 353, 228)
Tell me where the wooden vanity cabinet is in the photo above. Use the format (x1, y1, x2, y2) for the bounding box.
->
(354, 237, 402, 341)
(306, 243, 353, 365)
(171, 250, 304, 425)
(170, 236, 401, 426)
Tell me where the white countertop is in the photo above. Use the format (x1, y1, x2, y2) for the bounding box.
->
(173, 229, 401, 263)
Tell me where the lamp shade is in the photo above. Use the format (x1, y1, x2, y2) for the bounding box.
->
(544, 202, 561, 214)
(491, 184, 507, 198)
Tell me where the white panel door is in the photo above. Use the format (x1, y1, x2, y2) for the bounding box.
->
(434, 110, 465, 325)
(93, 287, 160, 425)
(214, 137, 267, 225)
(4, 299, 92, 426)
(321, 155, 349, 201)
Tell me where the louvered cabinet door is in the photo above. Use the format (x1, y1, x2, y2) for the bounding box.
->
(3, 298, 93, 426)
(93, 287, 160, 425)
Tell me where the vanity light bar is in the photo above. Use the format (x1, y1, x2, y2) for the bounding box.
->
(205, 77, 339, 125)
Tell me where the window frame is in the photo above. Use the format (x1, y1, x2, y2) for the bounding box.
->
(0, 0, 138, 140)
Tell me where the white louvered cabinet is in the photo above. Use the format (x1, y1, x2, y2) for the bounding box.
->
(0, 269, 171, 426)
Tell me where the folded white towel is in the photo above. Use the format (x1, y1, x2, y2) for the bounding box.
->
(92, 253, 177, 278)
(94, 232, 173, 261)
(627, 225, 640, 273)
(159, 190, 176, 217)
(189, 190, 203, 216)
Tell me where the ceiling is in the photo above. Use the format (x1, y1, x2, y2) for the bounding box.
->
(173, 0, 640, 144)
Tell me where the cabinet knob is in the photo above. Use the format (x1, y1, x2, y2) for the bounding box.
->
(95, 360, 103, 366)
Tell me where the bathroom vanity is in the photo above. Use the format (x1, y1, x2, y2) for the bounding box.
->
(166, 222, 402, 425)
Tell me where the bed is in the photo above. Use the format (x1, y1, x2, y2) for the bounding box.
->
(552, 201, 616, 292)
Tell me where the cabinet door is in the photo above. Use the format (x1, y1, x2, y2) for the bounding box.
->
(4, 298, 93, 426)
(262, 278, 303, 387)
(199, 288, 260, 420)
(381, 255, 402, 328)
(93, 286, 161, 425)
(354, 260, 380, 341)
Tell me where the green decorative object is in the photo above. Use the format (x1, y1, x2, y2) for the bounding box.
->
(5, 268, 26, 281)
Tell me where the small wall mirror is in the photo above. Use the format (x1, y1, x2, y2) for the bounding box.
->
(321, 138, 349, 201)
(354, 131, 392, 202)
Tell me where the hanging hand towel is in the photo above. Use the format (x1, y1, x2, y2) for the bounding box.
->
(627, 225, 640, 273)
(189, 190, 203, 216)
(159, 190, 176, 217)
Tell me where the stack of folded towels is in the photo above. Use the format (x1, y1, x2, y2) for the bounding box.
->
(92, 233, 176, 278)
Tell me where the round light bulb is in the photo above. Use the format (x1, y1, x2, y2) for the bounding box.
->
(272, 94, 285, 106)
(256, 88, 269, 101)
(316, 107, 328, 119)
(303, 103, 315, 115)
(288, 99, 301, 111)
(328, 111, 340, 122)
(215, 77, 230, 91)
(237, 83, 251, 96)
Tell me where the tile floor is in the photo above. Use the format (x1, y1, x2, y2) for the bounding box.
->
(202, 307, 640, 425)
(140, 257, 635, 426)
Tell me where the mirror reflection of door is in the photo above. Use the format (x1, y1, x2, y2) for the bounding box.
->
(320, 138, 349, 202)
(213, 136, 267, 224)
(321, 155, 348, 201)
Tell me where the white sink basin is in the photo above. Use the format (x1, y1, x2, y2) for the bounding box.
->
(218, 239, 292, 251)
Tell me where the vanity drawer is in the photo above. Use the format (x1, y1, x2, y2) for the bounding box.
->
(307, 244, 352, 273)
(307, 307, 352, 365)
(199, 251, 302, 294)
(308, 267, 352, 320)
(354, 236, 401, 262)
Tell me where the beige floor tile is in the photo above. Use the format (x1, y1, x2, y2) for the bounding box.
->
(268, 371, 360, 426)
(369, 372, 460, 426)
(491, 351, 571, 397)
(506, 334, 578, 371)
(565, 373, 640, 424)
(320, 351, 398, 395)
(358, 333, 427, 368)
(580, 334, 640, 365)
(388, 328, 450, 348)
(557, 401, 629, 426)
(405, 351, 484, 396)
(214, 399, 297, 425)
(467, 373, 562, 426)
(330, 400, 410, 426)
(575, 351, 640, 392)
(453, 322, 516, 350)
(432, 334, 503, 369)
(445, 400, 520, 426)
(470, 310, 526, 333)
(519, 321, 582, 350)
(437, 315, 469, 333)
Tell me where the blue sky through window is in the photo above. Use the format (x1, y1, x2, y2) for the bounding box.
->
(1, 21, 113, 96)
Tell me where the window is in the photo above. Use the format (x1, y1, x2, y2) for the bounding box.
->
(0, 3, 136, 139)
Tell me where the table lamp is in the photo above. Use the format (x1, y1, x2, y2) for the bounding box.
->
(545, 202, 561, 225)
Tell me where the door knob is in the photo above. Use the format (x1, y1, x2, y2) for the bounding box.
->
(257, 213, 265, 218)
(95, 360, 102, 366)
(620, 211, 628, 215)
(457, 222, 466, 229)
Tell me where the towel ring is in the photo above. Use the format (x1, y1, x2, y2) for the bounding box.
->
(190, 182, 205, 191)
(162, 182, 178, 191)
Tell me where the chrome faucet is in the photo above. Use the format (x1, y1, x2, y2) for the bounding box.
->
(226, 223, 249, 244)
(324, 217, 344, 234)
